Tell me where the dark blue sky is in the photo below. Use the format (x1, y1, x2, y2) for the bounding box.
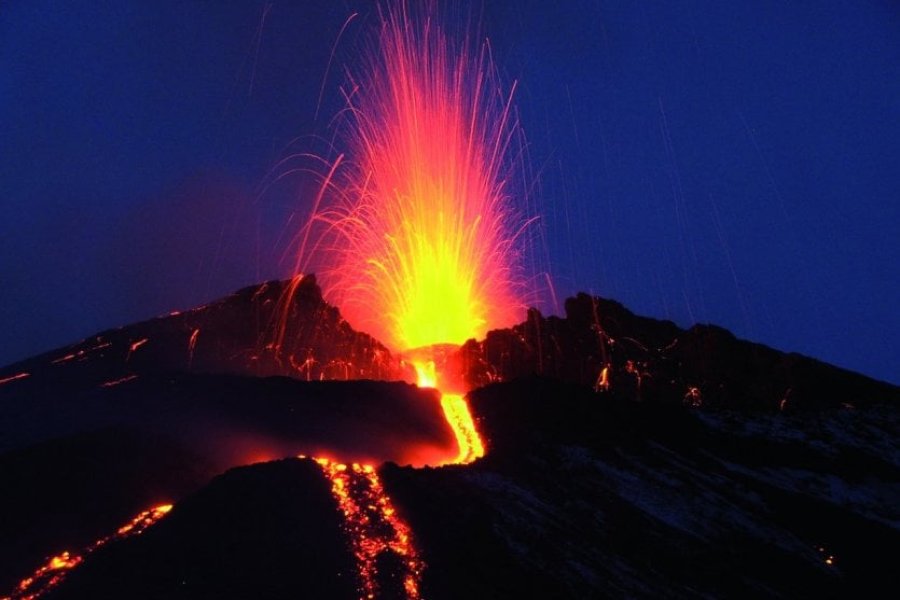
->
(1, 1, 897, 384)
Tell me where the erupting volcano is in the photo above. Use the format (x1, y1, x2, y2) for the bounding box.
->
(2, 2, 898, 599)
(284, 5, 510, 588)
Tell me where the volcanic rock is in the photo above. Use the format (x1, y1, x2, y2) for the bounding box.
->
(1, 279, 897, 598)
(0, 275, 404, 396)
(383, 378, 900, 598)
(48, 459, 359, 600)
(455, 293, 896, 411)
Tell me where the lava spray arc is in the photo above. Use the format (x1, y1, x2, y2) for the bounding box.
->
(295, 1, 534, 352)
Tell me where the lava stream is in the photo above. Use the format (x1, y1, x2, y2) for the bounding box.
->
(414, 359, 485, 465)
(312, 457, 424, 600)
(3, 504, 172, 600)
(439, 394, 485, 464)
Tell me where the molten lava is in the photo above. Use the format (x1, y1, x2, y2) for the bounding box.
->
(126, 337, 148, 359)
(299, 1, 530, 352)
(312, 457, 423, 600)
(4, 504, 172, 600)
(99, 374, 139, 388)
(414, 359, 485, 465)
(439, 393, 485, 464)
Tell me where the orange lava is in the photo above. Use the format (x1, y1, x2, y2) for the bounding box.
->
(99, 374, 139, 388)
(413, 359, 485, 465)
(50, 353, 77, 365)
(50, 341, 112, 365)
(313, 457, 423, 600)
(129, 338, 148, 353)
(438, 393, 485, 464)
(298, 1, 529, 352)
(187, 328, 200, 366)
(4, 504, 172, 600)
(126, 338, 149, 361)
(0, 372, 30, 386)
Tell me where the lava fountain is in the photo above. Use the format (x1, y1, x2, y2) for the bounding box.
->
(295, 1, 532, 353)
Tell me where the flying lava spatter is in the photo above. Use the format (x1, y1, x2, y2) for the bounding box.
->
(282, 0, 512, 462)
(0, 372, 30, 386)
(3, 504, 172, 600)
(296, 1, 531, 353)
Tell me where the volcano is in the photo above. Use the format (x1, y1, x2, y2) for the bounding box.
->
(1, 278, 897, 599)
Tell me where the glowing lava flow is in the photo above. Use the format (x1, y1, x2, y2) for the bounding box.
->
(438, 393, 485, 464)
(290, 4, 505, 595)
(298, 1, 530, 351)
(3, 504, 172, 600)
(310, 363, 483, 598)
(414, 360, 484, 465)
(312, 457, 424, 600)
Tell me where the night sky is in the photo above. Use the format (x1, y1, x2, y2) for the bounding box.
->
(2, 1, 897, 384)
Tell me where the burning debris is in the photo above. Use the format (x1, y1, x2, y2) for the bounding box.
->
(454, 293, 897, 410)
(290, 2, 530, 353)
(0, 372, 29, 386)
(99, 374, 139, 388)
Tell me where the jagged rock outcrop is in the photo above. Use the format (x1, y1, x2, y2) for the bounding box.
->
(0, 276, 404, 395)
(455, 293, 896, 411)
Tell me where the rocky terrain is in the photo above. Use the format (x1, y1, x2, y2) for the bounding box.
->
(1, 279, 897, 598)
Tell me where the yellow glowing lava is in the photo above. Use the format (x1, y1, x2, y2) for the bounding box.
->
(313, 457, 423, 600)
(413, 360, 485, 465)
(439, 393, 485, 464)
(299, 2, 529, 352)
(413, 361, 437, 389)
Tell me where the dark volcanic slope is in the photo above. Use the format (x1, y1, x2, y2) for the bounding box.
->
(48, 459, 359, 600)
(2, 280, 898, 599)
(29, 379, 899, 599)
(0, 375, 453, 593)
(383, 378, 900, 599)
(0, 427, 214, 594)
(0, 371, 453, 463)
(0, 275, 404, 396)
(0, 277, 448, 596)
(455, 294, 896, 411)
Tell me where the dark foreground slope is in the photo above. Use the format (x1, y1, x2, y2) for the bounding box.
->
(0, 376, 452, 593)
(385, 379, 900, 598)
(30, 378, 899, 599)
(48, 459, 359, 600)
(0, 275, 403, 406)
(0, 277, 452, 594)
